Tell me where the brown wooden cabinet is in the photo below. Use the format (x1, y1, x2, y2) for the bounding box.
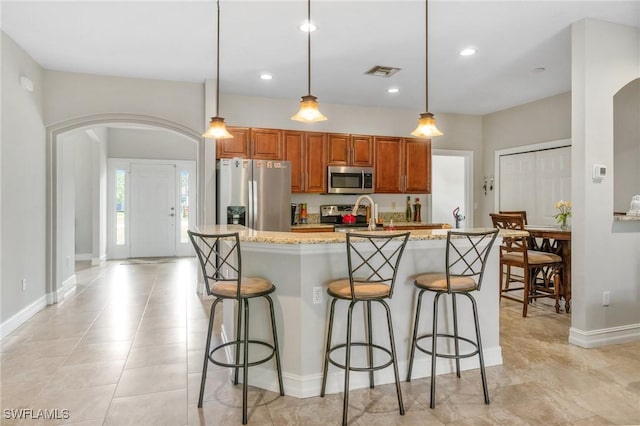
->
(327, 133, 374, 167)
(217, 127, 283, 160)
(374, 137, 431, 193)
(216, 127, 250, 158)
(284, 131, 327, 193)
(250, 128, 283, 160)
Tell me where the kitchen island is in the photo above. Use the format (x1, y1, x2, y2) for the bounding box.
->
(194, 225, 519, 398)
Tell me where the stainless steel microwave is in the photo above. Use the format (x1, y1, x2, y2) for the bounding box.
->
(327, 166, 374, 194)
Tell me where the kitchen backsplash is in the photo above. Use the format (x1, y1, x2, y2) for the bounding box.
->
(291, 193, 432, 224)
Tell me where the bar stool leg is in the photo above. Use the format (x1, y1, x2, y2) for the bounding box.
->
(366, 300, 374, 389)
(342, 301, 356, 426)
(407, 289, 425, 381)
(452, 293, 461, 378)
(266, 295, 285, 396)
(199, 298, 220, 407)
(234, 300, 243, 385)
(467, 293, 489, 404)
(320, 298, 338, 397)
(430, 292, 443, 409)
(242, 299, 250, 425)
(381, 300, 404, 415)
(553, 268, 561, 313)
(522, 272, 530, 318)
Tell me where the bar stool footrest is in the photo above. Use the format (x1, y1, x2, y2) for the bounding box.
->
(414, 333, 480, 359)
(327, 342, 394, 372)
(208, 339, 276, 369)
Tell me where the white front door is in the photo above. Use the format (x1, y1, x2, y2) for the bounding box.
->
(130, 163, 176, 257)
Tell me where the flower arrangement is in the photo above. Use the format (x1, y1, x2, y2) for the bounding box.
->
(553, 200, 572, 228)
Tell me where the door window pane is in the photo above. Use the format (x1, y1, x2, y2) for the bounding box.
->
(180, 170, 190, 243)
(115, 169, 126, 245)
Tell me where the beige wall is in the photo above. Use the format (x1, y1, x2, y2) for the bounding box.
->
(1, 32, 46, 328)
(570, 19, 640, 346)
(480, 92, 572, 226)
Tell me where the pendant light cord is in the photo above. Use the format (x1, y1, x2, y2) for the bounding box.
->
(424, 0, 429, 113)
(307, 0, 311, 96)
(216, 0, 221, 116)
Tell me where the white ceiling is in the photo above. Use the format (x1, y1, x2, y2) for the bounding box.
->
(2, 1, 639, 115)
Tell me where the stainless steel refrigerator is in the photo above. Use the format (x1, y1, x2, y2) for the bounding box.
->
(217, 158, 291, 232)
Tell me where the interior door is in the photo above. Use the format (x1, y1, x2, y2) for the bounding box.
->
(130, 163, 176, 257)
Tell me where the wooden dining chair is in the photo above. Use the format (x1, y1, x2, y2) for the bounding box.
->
(490, 213, 563, 317)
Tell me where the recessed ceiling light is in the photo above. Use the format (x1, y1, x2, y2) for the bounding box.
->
(260, 73, 273, 80)
(387, 88, 399, 94)
(299, 20, 317, 32)
(459, 48, 477, 57)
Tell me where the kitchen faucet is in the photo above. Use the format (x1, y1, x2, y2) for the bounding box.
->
(353, 195, 377, 231)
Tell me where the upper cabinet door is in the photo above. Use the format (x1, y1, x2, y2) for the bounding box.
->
(251, 128, 283, 160)
(283, 130, 305, 193)
(404, 139, 431, 193)
(350, 135, 374, 167)
(327, 133, 350, 166)
(374, 137, 404, 193)
(305, 132, 327, 193)
(327, 134, 374, 167)
(217, 127, 250, 158)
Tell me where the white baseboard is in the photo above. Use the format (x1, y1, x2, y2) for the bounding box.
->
(62, 274, 77, 297)
(569, 323, 640, 348)
(224, 346, 503, 399)
(75, 253, 92, 261)
(0, 295, 47, 340)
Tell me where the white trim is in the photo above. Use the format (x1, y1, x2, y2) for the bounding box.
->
(75, 253, 92, 261)
(242, 346, 503, 399)
(494, 138, 572, 212)
(0, 295, 47, 340)
(568, 323, 640, 348)
(62, 274, 77, 297)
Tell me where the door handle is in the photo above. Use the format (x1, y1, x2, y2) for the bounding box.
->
(169, 213, 175, 217)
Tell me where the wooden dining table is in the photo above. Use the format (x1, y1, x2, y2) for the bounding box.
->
(525, 226, 572, 312)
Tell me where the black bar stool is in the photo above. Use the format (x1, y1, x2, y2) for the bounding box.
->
(406, 229, 498, 408)
(320, 232, 410, 426)
(188, 231, 284, 425)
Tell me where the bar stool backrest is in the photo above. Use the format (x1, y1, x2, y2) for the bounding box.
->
(490, 213, 529, 263)
(345, 232, 410, 299)
(499, 210, 528, 225)
(188, 231, 242, 299)
(446, 229, 499, 292)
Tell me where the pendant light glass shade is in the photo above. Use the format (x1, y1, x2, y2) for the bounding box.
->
(291, 95, 327, 122)
(203, 0, 233, 140)
(292, 0, 327, 123)
(411, 112, 443, 137)
(203, 116, 233, 139)
(413, 0, 442, 138)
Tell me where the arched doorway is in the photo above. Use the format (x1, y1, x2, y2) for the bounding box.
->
(46, 113, 204, 302)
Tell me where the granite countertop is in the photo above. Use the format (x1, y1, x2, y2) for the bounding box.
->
(290, 222, 449, 230)
(195, 224, 526, 245)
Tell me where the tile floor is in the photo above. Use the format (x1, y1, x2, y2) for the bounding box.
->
(1, 258, 639, 425)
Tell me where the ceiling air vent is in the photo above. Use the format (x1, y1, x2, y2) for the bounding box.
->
(364, 65, 401, 78)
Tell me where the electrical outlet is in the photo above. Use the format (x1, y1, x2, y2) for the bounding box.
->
(602, 291, 610, 306)
(21, 279, 27, 292)
(312, 286, 322, 304)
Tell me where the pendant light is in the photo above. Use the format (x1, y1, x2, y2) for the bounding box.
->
(203, 0, 233, 139)
(411, 0, 443, 138)
(292, 0, 327, 122)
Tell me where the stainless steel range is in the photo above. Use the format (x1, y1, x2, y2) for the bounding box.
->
(320, 204, 382, 232)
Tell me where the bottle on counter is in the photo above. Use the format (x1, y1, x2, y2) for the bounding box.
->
(300, 203, 308, 224)
(414, 198, 422, 222)
(405, 196, 412, 222)
(388, 219, 396, 231)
